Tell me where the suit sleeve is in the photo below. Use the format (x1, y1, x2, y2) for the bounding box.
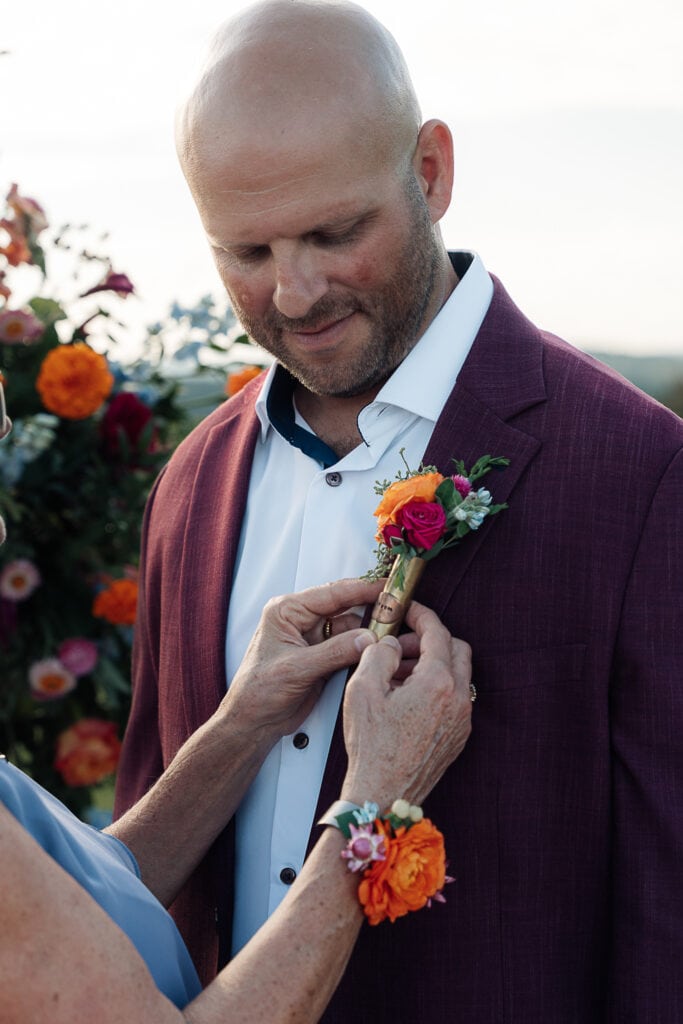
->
(113, 475, 166, 817)
(608, 444, 683, 1019)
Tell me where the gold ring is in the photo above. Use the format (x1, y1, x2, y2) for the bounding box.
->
(323, 618, 333, 641)
(469, 683, 477, 703)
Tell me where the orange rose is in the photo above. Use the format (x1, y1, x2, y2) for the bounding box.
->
(92, 578, 138, 625)
(55, 718, 121, 786)
(358, 818, 446, 925)
(36, 342, 114, 420)
(226, 364, 264, 397)
(373, 472, 445, 541)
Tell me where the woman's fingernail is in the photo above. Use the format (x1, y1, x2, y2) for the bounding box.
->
(354, 630, 377, 652)
(378, 635, 401, 651)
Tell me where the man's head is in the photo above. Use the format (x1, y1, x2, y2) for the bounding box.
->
(176, 0, 455, 399)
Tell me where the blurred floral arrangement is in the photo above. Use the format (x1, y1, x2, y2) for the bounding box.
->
(0, 183, 205, 817)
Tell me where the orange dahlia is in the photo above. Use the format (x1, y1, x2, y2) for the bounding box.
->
(92, 578, 138, 626)
(36, 342, 114, 419)
(55, 718, 122, 786)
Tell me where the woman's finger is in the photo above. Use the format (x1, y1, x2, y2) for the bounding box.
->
(270, 578, 384, 635)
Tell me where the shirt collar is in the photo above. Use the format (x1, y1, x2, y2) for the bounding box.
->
(254, 250, 492, 451)
(371, 251, 492, 422)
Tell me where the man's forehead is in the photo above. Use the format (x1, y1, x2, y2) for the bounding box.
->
(204, 182, 384, 247)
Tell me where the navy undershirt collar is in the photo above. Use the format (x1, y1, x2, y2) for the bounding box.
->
(266, 366, 339, 469)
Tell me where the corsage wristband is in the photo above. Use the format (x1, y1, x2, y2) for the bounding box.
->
(319, 798, 453, 926)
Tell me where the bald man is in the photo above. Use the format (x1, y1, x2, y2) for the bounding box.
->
(115, 2, 683, 1021)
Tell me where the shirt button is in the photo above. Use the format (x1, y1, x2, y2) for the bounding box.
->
(280, 867, 297, 885)
(293, 732, 309, 749)
(325, 471, 342, 487)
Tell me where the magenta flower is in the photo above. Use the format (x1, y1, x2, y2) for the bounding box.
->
(81, 270, 135, 298)
(57, 637, 99, 677)
(381, 522, 404, 548)
(451, 474, 472, 498)
(0, 558, 41, 601)
(395, 500, 447, 550)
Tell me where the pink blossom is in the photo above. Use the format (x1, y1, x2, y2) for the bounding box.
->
(28, 658, 77, 701)
(0, 308, 44, 345)
(395, 500, 447, 550)
(451, 474, 472, 498)
(0, 558, 41, 601)
(341, 823, 387, 872)
(57, 637, 99, 677)
(81, 270, 135, 298)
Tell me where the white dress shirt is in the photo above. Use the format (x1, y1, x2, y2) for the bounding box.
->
(227, 252, 493, 954)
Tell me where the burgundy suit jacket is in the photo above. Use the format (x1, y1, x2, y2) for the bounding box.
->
(115, 279, 683, 1022)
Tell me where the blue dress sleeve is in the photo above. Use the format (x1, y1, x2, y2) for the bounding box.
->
(0, 757, 202, 1009)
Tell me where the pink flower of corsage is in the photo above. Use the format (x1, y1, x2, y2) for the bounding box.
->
(341, 822, 387, 873)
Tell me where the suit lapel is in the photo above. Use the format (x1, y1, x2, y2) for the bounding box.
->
(314, 277, 549, 826)
(419, 277, 546, 614)
(176, 397, 261, 731)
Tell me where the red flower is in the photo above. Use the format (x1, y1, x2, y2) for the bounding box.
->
(100, 392, 154, 458)
(395, 500, 447, 550)
(381, 522, 404, 548)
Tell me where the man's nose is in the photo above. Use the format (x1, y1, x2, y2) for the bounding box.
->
(272, 246, 328, 319)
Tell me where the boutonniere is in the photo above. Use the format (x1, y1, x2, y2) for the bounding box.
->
(365, 450, 509, 636)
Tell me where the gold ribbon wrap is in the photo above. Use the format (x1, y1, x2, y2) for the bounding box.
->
(368, 554, 426, 638)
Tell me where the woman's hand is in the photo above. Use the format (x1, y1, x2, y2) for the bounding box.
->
(221, 577, 385, 743)
(340, 600, 472, 812)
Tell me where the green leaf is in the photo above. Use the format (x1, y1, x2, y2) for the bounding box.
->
(29, 297, 67, 326)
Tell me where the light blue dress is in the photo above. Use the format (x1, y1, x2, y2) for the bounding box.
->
(0, 756, 202, 1009)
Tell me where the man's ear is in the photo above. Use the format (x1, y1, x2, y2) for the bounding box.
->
(412, 119, 454, 224)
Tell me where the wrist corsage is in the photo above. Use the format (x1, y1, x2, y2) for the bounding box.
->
(324, 799, 453, 925)
(365, 450, 509, 637)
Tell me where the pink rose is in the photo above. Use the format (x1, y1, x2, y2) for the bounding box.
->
(395, 500, 447, 550)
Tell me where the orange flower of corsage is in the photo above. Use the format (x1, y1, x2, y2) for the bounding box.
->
(338, 799, 453, 926)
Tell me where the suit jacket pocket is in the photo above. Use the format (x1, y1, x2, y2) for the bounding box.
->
(473, 642, 586, 693)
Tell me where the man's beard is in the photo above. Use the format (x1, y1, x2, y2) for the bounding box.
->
(229, 179, 440, 398)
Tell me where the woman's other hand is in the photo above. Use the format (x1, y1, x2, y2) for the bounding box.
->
(340, 600, 472, 812)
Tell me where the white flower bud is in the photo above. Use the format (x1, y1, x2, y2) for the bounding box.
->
(391, 798, 410, 819)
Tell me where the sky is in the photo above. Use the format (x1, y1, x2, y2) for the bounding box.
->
(2, 0, 682, 357)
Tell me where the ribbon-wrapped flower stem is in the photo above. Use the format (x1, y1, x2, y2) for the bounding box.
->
(366, 451, 510, 637)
